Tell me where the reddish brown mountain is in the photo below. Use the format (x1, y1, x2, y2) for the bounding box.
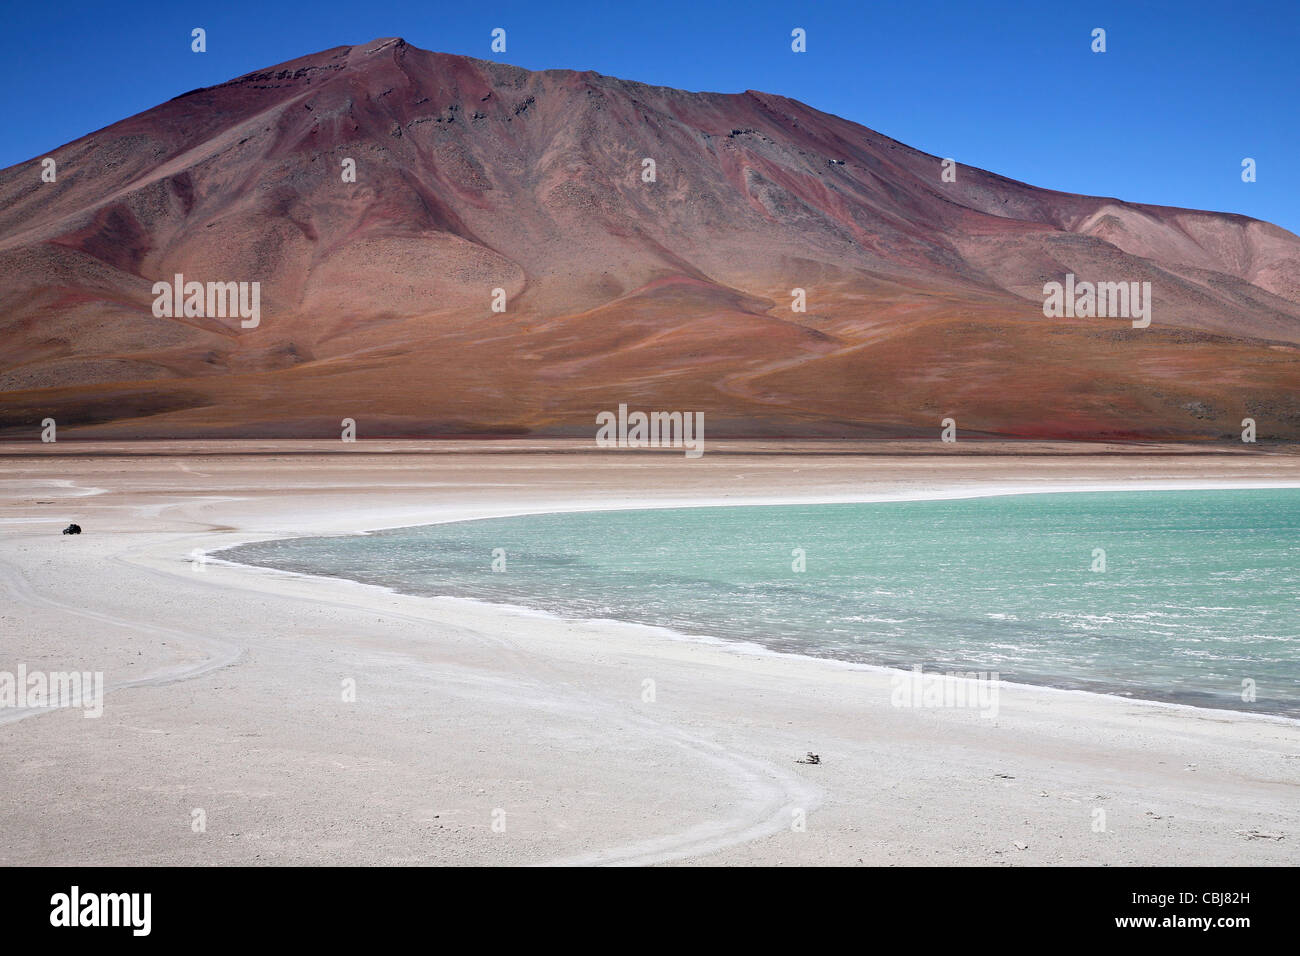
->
(2, 37, 1298, 439)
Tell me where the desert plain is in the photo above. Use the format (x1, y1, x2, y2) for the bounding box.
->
(0, 440, 1297, 866)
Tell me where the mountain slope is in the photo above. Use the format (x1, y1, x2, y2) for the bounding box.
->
(1, 37, 1297, 439)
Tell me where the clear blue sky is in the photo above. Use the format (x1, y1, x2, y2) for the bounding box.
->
(3, 0, 1297, 232)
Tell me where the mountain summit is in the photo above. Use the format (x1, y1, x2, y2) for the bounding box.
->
(2, 38, 1297, 438)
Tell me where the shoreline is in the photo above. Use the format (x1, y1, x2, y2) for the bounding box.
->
(209, 480, 1300, 727)
(3, 445, 1298, 865)
(213, 554, 1300, 729)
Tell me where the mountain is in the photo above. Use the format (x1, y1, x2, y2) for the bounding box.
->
(2, 37, 1297, 440)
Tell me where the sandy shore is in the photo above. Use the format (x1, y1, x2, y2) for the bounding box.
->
(1, 441, 1298, 866)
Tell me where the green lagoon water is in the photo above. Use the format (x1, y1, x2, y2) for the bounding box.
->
(222, 489, 1300, 715)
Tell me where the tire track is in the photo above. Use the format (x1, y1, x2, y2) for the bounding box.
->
(160, 544, 825, 866)
(0, 543, 241, 728)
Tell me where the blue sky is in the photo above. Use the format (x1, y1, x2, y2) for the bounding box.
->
(3, 0, 1297, 232)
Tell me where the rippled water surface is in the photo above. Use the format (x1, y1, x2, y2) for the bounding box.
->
(222, 489, 1300, 715)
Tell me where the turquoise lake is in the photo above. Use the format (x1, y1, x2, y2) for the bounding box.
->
(221, 489, 1300, 716)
